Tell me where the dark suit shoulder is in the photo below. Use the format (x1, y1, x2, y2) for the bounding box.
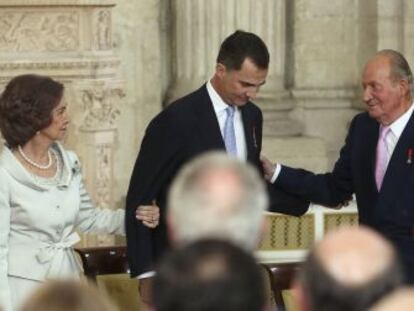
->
(148, 85, 206, 128)
(349, 111, 377, 133)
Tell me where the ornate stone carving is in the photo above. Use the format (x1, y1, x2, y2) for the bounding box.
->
(0, 58, 120, 70)
(0, 11, 79, 52)
(94, 143, 112, 208)
(79, 84, 125, 130)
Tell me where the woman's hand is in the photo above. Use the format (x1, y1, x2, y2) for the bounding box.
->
(136, 201, 160, 228)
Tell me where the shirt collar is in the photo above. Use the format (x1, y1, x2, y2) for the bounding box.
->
(206, 80, 233, 114)
(387, 102, 414, 138)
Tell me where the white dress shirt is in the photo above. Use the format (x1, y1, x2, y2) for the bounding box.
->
(207, 80, 247, 161)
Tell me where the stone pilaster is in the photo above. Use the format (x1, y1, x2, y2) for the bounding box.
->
(377, 0, 403, 51)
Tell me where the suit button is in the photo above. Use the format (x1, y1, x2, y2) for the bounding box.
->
(56, 205, 60, 209)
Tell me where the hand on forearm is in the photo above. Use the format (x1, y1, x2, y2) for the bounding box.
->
(260, 154, 276, 181)
(136, 201, 160, 228)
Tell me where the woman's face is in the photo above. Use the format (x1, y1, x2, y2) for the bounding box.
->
(39, 98, 70, 143)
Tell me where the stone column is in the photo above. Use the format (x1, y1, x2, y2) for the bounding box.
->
(0, 0, 125, 247)
(168, 0, 300, 136)
(377, 0, 403, 51)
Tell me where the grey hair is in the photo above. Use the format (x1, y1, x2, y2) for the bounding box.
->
(377, 49, 414, 96)
(167, 151, 268, 251)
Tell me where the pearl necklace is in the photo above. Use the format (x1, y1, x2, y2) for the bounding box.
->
(18, 145, 53, 170)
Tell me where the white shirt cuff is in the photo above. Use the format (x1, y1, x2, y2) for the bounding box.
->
(270, 164, 282, 183)
(136, 271, 156, 279)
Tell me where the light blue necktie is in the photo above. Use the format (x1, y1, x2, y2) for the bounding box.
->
(223, 106, 237, 156)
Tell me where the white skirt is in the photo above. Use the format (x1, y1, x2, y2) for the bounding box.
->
(7, 249, 83, 311)
(9, 276, 41, 311)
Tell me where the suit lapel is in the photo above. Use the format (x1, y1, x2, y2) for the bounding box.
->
(192, 85, 226, 150)
(241, 104, 258, 164)
(356, 116, 380, 199)
(192, 85, 260, 164)
(368, 121, 380, 192)
(380, 111, 414, 201)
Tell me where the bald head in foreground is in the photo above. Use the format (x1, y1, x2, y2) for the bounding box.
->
(295, 226, 403, 311)
(371, 287, 414, 311)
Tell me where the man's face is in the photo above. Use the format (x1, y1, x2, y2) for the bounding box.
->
(362, 55, 408, 125)
(215, 58, 268, 107)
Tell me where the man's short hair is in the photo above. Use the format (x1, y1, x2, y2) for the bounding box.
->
(167, 151, 268, 250)
(216, 30, 269, 70)
(153, 239, 266, 311)
(377, 49, 413, 95)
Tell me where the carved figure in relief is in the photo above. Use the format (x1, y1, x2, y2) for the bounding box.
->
(81, 87, 123, 129)
(96, 10, 110, 50)
(95, 144, 111, 209)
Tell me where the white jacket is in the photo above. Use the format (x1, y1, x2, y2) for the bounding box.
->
(0, 143, 125, 311)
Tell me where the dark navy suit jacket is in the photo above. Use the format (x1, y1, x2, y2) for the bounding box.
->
(125, 84, 309, 277)
(276, 111, 414, 282)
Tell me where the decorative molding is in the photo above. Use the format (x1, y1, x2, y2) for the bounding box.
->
(292, 88, 357, 99)
(0, 11, 79, 52)
(0, 0, 115, 6)
(0, 58, 120, 70)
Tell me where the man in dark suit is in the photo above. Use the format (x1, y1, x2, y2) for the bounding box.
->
(262, 49, 414, 283)
(126, 30, 309, 302)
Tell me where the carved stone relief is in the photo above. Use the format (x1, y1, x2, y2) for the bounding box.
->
(94, 9, 111, 50)
(0, 10, 79, 52)
(79, 84, 124, 130)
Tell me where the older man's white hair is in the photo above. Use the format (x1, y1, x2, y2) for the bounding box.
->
(167, 151, 268, 251)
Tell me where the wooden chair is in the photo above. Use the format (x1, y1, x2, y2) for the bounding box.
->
(264, 262, 301, 311)
(75, 246, 140, 311)
(74, 245, 129, 281)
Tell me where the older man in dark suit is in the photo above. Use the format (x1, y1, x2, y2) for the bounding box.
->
(126, 30, 309, 303)
(262, 49, 414, 283)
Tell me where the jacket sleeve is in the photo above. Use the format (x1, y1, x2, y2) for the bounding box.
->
(75, 179, 125, 235)
(274, 117, 356, 207)
(67, 152, 125, 235)
(0, 169, 12, 311)
(126, 113, 183, 277)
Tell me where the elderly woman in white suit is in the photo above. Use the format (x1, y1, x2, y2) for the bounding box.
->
(0, 74, 159, 311)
